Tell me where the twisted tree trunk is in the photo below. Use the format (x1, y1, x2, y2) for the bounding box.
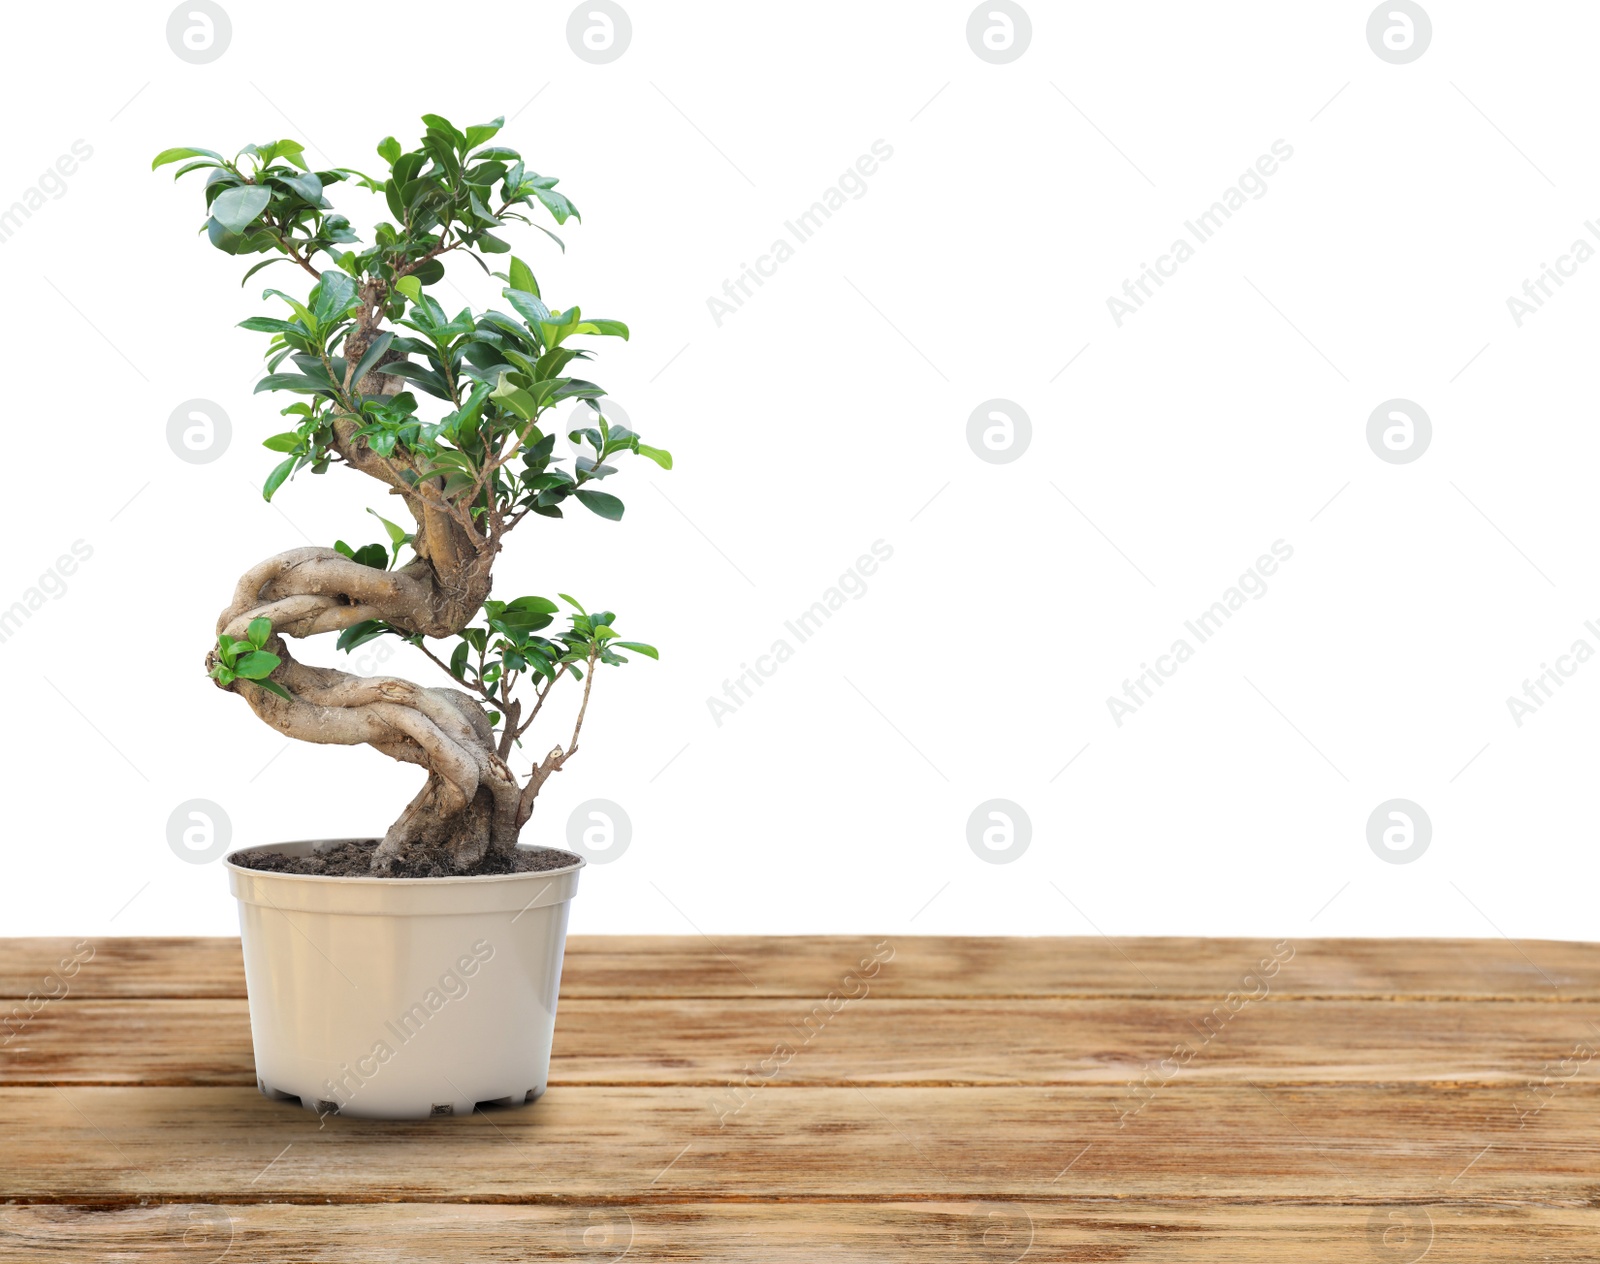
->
(209, 310, 558, 875)
(212, 546, 520, 871)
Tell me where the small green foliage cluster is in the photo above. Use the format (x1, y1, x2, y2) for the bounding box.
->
(210, 618, 290, 701)
(153, 113, 669, 519)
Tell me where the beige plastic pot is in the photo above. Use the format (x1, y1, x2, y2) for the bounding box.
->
(225, 840, 583, 1120)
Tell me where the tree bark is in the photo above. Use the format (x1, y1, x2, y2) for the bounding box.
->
(212, 546, 520, 873)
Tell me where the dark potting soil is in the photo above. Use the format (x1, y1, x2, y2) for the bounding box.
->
(230, 839, 582, 879)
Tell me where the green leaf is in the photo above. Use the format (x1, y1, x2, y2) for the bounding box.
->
(211, 184, 272, 233)
(421, 113, 466, 149)
(379, 361, 453, 400)
(509, 595, 560, 615)
(239, 257, 288, 286)
(261, 287, 316, 326)
(262, 432, 301, 453)
(395, 275, 423, 303)
(212, 665, 237, 686)
(465, 118, 504, 151)
(559, 593, 587, 615)
(339, 543, 388, 570)
(275, 171, 322, 203)
(263, 456, 298, 501)
(533, 185, 578, 224)
(153, 146, 224, 170)
(206, 217, 247, 254)
(614, 641, 659, 660)
(635, 443, 673, 470)
(235, 651, 282, 680)
(503, 288, 551, 326)
(246, 618, 273, 650)
(490, 374, 543, 423)
(237, 316, 299, 334)
(377, 136, 402, 165)
(336, 620, 395, 653)
(255, 373, 333, 395)
(367, 509, 413, 560)
(254, 679, 293, 702)
(312, 269, 357, 323)
(508, 256, 539, 298)
(575, 489, 624, 521)
(585, 319, 629, 340)
(349, 330, 395, 388)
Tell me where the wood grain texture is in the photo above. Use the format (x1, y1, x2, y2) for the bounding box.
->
(3, 1202, 1595, 1262)
(2, 1084, 1597, 1202)
(4, 935, 1598, 999)
(2, 936, 1597, 1261)
(6, 997, 1600, 1086)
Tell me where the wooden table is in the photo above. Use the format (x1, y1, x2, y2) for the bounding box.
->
(2, 936, 1597, 1260)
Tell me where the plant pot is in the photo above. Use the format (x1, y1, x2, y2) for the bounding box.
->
(225, 840, 583, 1120)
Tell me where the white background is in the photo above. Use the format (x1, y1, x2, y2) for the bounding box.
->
(0, 1, 1594, 942)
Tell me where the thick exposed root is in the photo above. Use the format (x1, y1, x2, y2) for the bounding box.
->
(213, 546, 524, 874)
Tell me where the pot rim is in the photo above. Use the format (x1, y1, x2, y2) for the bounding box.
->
(223, 838, 586, 885)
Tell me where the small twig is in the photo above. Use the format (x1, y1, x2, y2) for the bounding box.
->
(513, 667, 563, 742)
(564, 643, 600, 762)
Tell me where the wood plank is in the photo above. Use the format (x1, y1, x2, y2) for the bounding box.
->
(0, 938, 242, 1001)
(4, 936, 1598, 1000)
(2, 1085, 1595, 1202)
(7, 997, 1600, 1087)
(2, 1201, 1595, 1262)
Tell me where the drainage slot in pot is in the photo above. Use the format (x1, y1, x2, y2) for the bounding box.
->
(258, 1080, 300, 1103)
(525, 1087, 545, 1104)
(475, 1096, 516, 1110)
(430, 1103, 455, 1116)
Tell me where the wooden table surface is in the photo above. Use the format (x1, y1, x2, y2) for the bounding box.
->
(2, 935, 1598, 1260)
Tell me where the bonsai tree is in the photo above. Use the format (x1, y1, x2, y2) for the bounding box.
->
(155, 114, 666, 876)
